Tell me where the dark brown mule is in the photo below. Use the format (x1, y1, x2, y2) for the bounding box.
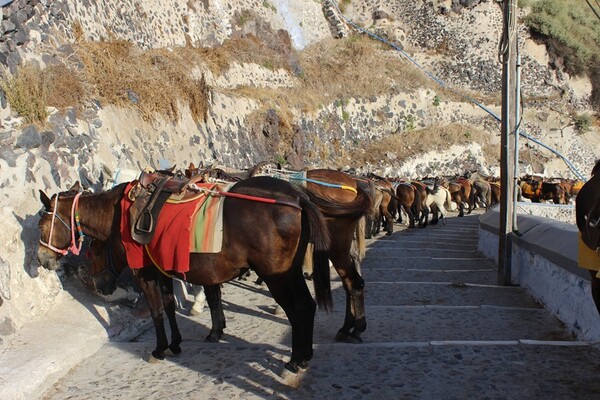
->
(38, 176, 331, 373)
(464, 171, 492, 211)
(362, 178, 384, 238)
(395, 182, 420, 228)
(411, 180, 429, 227)
(561, 178, 584, 198)
(365, 174, 396, 235)
(541, 181, 570, 204)
(440, 178, 467, 217)
(198, 165, 373, 343)
(576, 161, 600, 314)
(489, 182, 501, 207)
(455, 177, 474, 213)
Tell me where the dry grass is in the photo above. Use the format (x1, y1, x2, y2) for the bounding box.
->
(349, 123, 498, 165)
(0, 63, 84, 125)
(224, 35, 436, 115)
(297, 36, 428, 109)
(76, 40, 209, 123)
(196, 33, 290, 76)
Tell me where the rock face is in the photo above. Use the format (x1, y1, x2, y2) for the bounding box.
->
(0, 0, 597, 334)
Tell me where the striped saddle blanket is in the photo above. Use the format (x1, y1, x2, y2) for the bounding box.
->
(120, 182, 232, 274)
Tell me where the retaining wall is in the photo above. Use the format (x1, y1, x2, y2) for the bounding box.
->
(478, 205, 600, 342)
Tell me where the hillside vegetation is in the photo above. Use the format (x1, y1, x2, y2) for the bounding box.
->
(522, 0, 600, 107)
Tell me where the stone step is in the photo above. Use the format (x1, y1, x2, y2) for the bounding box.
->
(44, 340, 600, 400)
(361, 268, 496, 284)
(349, 281, 539, 308)
(361, 257, 495, 271)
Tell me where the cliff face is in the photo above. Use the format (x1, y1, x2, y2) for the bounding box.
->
(0, 0, 597, 334)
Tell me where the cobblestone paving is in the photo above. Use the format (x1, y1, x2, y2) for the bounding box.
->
(42, 213, 600, 400)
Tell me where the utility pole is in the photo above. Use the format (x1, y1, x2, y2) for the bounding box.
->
(498, 0, 518, 286)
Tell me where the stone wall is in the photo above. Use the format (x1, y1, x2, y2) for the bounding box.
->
(478, 209, 600, 342)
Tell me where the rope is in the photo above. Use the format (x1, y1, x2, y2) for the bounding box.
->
(196, 187, 303, 210)
(329, 0, 586, 181)
(290, 176, 358, 193)
(261, 166, 358, 193)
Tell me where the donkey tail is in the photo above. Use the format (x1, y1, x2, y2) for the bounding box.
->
(445, 188, 453, 210)
(299, 195, 332, 311)
(411, 185, 422, 220)
(304, 182, 372, 219)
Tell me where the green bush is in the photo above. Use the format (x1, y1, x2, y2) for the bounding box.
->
(522, 0, 600, 107)
(573, 113, 591, 134)
(522, 0, 600, 81)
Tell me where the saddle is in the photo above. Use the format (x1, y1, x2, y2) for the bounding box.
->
(129, 171, 203, 244)
(576, 175, 600, 252)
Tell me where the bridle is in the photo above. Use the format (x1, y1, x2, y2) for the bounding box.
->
(39, 192, 85, 256)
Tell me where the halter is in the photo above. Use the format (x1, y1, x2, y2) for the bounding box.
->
(39, 192, 85, 256)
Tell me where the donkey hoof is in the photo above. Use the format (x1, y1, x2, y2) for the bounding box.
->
(349, 331, 364, 344)
(284, 361, 300, 374)
(148, 352, 164, 363)
(165, 345, 181, 356)
(297, 360, 310, 371)
(205, 333, 222, 343)
(335, 330, 351, 342)
(280, 364, 304, 388)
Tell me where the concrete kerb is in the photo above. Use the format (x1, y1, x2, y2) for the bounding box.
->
(0, 284, 150, 400)
(478, 206, 600, 342)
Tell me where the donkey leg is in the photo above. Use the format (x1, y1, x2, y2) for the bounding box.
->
(204, 284, 226, 342)
(383, 210, 394, 235)
(263, 272, 316, 373)
(403, 206, 416, 228)
(159, 277, 182, 356)
(331, 255, 366, 344)
(419, 206, 429, 227)
(365, 217, 373, 239)
(132, 268, 170, 361)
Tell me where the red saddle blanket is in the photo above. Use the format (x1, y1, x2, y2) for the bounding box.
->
(120, 182, 227, 274)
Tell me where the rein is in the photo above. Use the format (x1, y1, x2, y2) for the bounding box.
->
(40, 192, 85, 256)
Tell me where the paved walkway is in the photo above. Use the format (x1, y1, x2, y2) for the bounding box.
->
(23, 213, 600, 398)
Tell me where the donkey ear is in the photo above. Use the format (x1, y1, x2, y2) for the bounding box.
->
(68, 181, 82, 193)
(188, 162, 196, 169)
(39, 190, 52, 209)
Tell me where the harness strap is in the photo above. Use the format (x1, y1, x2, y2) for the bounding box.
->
(40, 196, 69, 256)
(69, 192, 84, 255)
(291, 177, 357, 193)
(39, 192, 84, 256)
(197, 187, 303, 210)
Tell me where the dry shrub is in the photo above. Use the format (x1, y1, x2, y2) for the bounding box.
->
(350, 123, 496, 165)
(221, 35, 436, 116)
(45, 64, 85, 109)
(0, 63, 84, 125)
(0, 64, 49, 124)
(299, 35, 428, 105)
(197, 33, 290, 76)
(76, 40, 209, 123)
